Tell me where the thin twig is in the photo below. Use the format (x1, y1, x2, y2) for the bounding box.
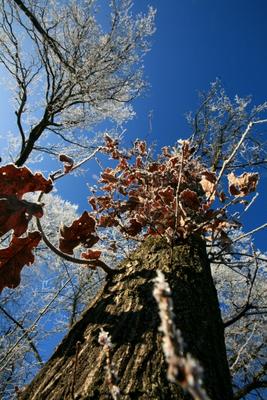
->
(0, 278, 71, 373)
(216, 119, 267, 186)
(230, 323, 256, 371)
(232, 223, 267, 243)
(0, 305, 43, 365)
(36, 217, 115, 276)
(51, 146, 103, 181)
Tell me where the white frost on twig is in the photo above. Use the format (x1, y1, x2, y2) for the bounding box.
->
(98, 328, 120, 400)
(153, 270, 210, 400)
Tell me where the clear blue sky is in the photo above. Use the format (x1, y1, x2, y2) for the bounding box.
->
(128, 0, 267, 144)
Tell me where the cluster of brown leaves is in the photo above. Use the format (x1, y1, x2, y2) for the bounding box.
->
(0, 137, 260, 292)
(0, 165, 52, 292)
(87, 136, 259, 248)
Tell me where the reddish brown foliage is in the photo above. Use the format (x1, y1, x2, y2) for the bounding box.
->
(0, 164, 52, 238)
(0, 232, 41, 291)
(81, 249, 102, 260)
(0, 138, 259, 292)
(59, 211, 99, 254)
(0, 164, 52, 198)
(0, 165, 52, 292)
(89, 140, 215, 240)
(0, 196, 43, 237)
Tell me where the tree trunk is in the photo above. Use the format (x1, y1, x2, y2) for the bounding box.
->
(20, 236, 233, 400)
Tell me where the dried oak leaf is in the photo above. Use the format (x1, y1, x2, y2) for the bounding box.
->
(124, 218, 143, 236)
(0, 164, 52, 198)
(81, 249, 101, 260)
(162, 146, 172, 158)
(117, 157, 129, 171)
(0, 231, 41, 292)
(101, 168, 118, 184)
(98, 214, 118, 228)
(104, 134, 119, 150)
(134, 140, 147, 155)
(180, 140, 192, 159)
(180, 189, 200, 210)
(59, 211, 99, 254)
(228, 172, 259, 197)
(59, 154, 74, 173)
(158, 186, 174, 205)
(200, 171, 217, 199)
(0, 196, 43, 237)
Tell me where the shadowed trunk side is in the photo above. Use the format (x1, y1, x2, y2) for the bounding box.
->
(20, 236, 233, 400)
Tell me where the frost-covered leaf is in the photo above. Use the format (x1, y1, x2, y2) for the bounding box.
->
(200, 171, 217, 199)
(228, 172, 259, 197)
(59, 154, 74, 173)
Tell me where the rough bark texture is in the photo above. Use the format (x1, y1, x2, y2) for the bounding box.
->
(21, 236, 233, 400)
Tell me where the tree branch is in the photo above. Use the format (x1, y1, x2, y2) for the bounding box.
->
(36, 216, 115, 276)
(0, 304, 43, 365)
(13, 0, 75, 72)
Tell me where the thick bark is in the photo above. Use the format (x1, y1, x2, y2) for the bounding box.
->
(20, 236, 233, 400)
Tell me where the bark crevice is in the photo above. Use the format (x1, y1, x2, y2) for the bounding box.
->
(21, 236, 233, 400)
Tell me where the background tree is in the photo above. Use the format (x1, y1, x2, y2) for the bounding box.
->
(0, 0, 155, 165)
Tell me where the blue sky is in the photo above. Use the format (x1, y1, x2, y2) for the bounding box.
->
(128, 0, 267, 143)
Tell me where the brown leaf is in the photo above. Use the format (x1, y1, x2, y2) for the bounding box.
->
(0, 232, 41, 292)
(135, 156, 143, 168)
(200, 171, 217, 199)
(158, 186, 174, 204)
(180, 189, 200, 210)
(228, 172, 259, 197)
(89, 197, 97, 210)
(124, 218, 143, 236)
(101, 168, 117, 183)
(59, 154, 74, 173)
(59, 212, 99, 254)
(98, 214, 118, 228)
(104, 134, 118, 149)
(0, 164, 52, 198)
(162, 146, 171, 158)
(0, 196, 43, 237)
(81, 249, 101, 260)
(117, 158, 128, 171)
(180, 140, 192, 159)
(134, 140, 147, 155)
